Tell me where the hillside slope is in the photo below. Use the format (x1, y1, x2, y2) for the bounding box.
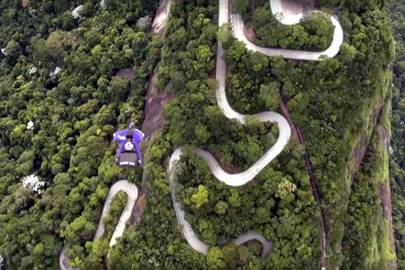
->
(390, 0, 405, 268)
(0, 0, 397, 269)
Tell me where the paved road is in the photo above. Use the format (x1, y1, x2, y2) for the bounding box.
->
(59, 247, 77, 270)
(167, 0, 287, 257)
(168, 150, 273, 256)
(59, 181, 138, 270)
(232, 232, 273, 258)
(93, 180, 138, 247)
(232, 1, 344, 61)
(168, 0, 343, 263)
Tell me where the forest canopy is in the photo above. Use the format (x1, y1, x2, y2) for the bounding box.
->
(0, 0, 400, 269)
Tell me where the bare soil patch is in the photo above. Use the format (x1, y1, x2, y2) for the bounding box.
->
(350, 97, 384, 181)
(377, 125, 389, 151)
(377, 127, 396, 269)
(142, 73, 174, 137)
(245, 27, 256, 42)
(130, 192, 146, 225)
(115, 68, 135, 81)
(350, 136, 368, 175)
(379, 184, 392, 220)
(379, 183, 397, 270)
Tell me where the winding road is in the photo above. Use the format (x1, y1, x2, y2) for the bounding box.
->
(93, 180, 138, 247)
(60, 0, 343, 269)
(232, 0, 344, 61)
(59, 181, 138, 270)
(232, 14, 343, 60)
(167, 0, 343, 265)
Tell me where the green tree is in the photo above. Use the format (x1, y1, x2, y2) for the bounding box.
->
(215, 201, 228, 215)
(218, 24, 231, 44)
(191, 185, 209, 209)
(259, 82, 280, 110)
(207, 247, 226, 269)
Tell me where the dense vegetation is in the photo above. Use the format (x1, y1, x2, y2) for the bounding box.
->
(115, 0, 394, 269)
(390, 0, 405, 268)
(113, 1, 321, 269)
(0, 0, 398, 269)
(341, 103, 395, 270)
(226, 1, 395, 267)
(0, 0, 159, 268)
